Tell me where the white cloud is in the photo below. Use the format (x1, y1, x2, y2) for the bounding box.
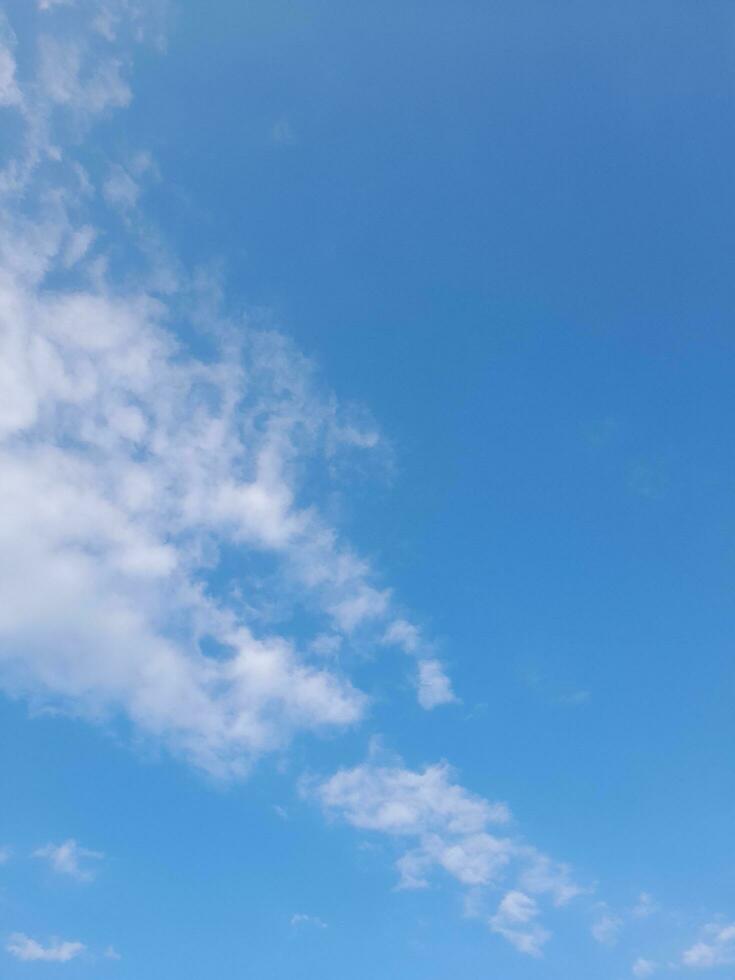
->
(7, 934, 85, 962)
(591, 911, 622, 945)
(516, 851, 585, 907)
(309, 633, 342, 658)
(34, 839, 104, 881)
(0, 40, 21, 108)
(632, 892, 658, 919)
(37, 35, 131, 115)
(633, 958, 658, 978)
(290, 913, 327, 929)
(0, 0, 457, 778)
(489, 890, 550, 957)
(308, 755, 584, 954)
(416, 658, 457, 710)
(383, 619, 420, 653)
(104, 945, 122, 960)
(683, 922, 735, 968)
(382, 621, 457, 710)
(103, 163, 141, 210)
(313, 760, 513, 891)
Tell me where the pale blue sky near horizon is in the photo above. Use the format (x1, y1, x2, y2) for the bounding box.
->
(2, 1, 735, 977)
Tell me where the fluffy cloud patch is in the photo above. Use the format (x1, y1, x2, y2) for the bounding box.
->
(308, 755, 584, 954)
(683, 922, 735, 968)
(633, 958, 658, 977)
(0, 0, 456, 782)
(7, 934, 85, 962)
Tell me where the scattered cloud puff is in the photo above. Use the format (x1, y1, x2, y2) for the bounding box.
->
(104, 945, 122, 960)
(308, 754, 585, 955)
(683, 921, 735, 969)
(290, 914, 327, 929)
(383, 619, 421, 654)
(591, 910, 623, 946)
(382, 619, 456, 708)
(632, 892, 658, 919)
(416, 659, 457, 710)
(34, 839, 104, 882)
(633, 958, 658, 977)
(490, 890, 550, 957)
(7, 934, 85, 962)
(0, 845, 10, 863)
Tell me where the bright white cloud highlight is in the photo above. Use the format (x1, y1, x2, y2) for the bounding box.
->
(7, 934, 85, 963)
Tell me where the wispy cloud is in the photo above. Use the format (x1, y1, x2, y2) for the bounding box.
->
(490, 890, 550, 957)
(290, 913, 327, 929)
(591, 910, 622, 946)
(34, 839, 104, 882)
(632, 892, 658, 919)
(7, 934, 85, 963)
(632, 958, 658, 977)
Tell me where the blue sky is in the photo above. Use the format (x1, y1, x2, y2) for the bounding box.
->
(1, 1, 735, 977)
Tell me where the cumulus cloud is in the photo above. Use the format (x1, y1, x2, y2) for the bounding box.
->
(7, 934, 85, 962)
(0, 0, 455, 781)
(34, 839, 104, 881)
(683, 922, 735, 968)
(633, 958, 658, 977)
(308, 754, 584, 954)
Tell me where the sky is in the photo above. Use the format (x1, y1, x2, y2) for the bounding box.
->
(1, 1, 735, 977)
